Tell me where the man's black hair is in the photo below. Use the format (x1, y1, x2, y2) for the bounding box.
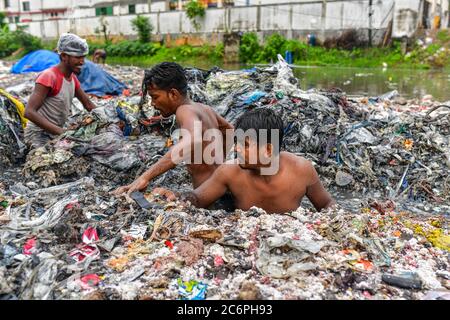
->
(141, 62, 188, 105)
(235, 108, 284, 152)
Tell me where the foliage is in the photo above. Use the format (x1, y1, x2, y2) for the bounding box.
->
(0, 12, 7, 29)
(89, 40, 159, 57)
(185, 0, 205, 31)
(106, 44, 224, 67)
(239, 32, 261, 63)
(260, 33, 287, 62)
(436, 30, 450, 43)
(238, 32, 449, 69)
(0, 27, 43, 58)
(131, 15, 153, 43)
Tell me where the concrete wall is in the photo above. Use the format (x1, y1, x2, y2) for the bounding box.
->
(3, 0, 435, 42)
(42, 0, 70, 10)
(393, 0, 422, 38)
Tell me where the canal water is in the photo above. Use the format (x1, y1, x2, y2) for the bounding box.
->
(291, 66, 450, 101)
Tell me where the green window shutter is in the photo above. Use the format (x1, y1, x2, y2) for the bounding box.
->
(107, 7, 113, 16)
(95, 8, 101, 16)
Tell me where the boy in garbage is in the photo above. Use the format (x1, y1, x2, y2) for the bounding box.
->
(113, 62, 234, 196)
(154, 108, 336, 214)
(24, 33, 96, 149)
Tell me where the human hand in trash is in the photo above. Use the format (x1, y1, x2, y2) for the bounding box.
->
(113, 176, 150, 196)
(152, 188, 179, 202)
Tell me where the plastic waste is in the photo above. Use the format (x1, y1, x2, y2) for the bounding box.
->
(382, 272, 423, 290)
(1, 57, 449, 301)
(177, 279, 207, 300)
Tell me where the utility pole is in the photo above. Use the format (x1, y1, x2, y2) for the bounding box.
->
(368, 0, 373, 47)
(321, 0, 327, 43)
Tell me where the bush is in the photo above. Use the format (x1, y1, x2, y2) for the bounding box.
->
(0, 27, 43, 58)
(131, 15, 153, 43)
(88, 42, 105, 55)
(213, 42, 224, 59)
(239, 32, 261, 63)
(436, 30, 450, 43)
(282, 40, 308, 61)
(260, 33, 286, 62)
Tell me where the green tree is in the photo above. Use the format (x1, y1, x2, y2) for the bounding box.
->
(186, 0, 205, 32)
(0, 12, 7, 29)
(131, 15, 153, 43)
(0, 26, 43, 58)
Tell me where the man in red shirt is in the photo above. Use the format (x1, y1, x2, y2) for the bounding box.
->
(24, 33, 96, 149)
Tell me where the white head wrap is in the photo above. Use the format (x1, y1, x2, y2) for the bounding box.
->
(57, 33, 89, 57)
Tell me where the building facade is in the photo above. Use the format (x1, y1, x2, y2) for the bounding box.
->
(0, 0, 448, 40)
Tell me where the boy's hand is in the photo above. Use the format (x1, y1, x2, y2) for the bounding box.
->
(152, 187, 178, 202)
(113, 176, 149, 196)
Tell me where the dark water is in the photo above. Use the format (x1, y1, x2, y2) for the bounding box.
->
(291, 66, 450, 101)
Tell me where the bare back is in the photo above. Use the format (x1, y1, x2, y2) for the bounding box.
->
(176, 103, 228, 188)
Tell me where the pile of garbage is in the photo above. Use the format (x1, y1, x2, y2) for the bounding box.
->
(0, 56, 449, 300)
(0, 179, 448, 300)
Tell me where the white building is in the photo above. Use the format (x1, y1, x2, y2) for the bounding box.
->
(0, 0, 72, 23)
(0, 0, 448, 40)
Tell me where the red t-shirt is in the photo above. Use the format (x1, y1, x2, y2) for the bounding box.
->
(36, 66, 81, 97)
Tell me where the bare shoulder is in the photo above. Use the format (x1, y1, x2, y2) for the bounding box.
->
(176, 104, 201, 123)
(281, 152, 313, 171)
(206, 160, 239, 183)
(219, 159, 241, 174)
(177, 103, 197, 115)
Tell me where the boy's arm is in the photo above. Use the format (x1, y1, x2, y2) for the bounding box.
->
(305, 162, 336, 211)
(180, 165, 230, 208)
(113, 108, 201, 196)
(113, 150, 178, 196)
(25, 84, 64, 135)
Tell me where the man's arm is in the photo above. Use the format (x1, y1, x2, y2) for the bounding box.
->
(25, 84, 64, 135)
(216, 113, 234, 157)
(112, 136, 190, 196)
(180, 165, 229, 208)
(305, 162, 336, 211)
(113, 107, 201, 196)
(75, 86, 96, 111)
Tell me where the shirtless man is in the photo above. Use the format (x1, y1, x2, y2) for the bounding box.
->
(113, 62, 233, 196)
(155, 108, 335, 213)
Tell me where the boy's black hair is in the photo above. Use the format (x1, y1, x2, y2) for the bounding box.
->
(235, 108, 284, 153)
(141, 62, 188, 105)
